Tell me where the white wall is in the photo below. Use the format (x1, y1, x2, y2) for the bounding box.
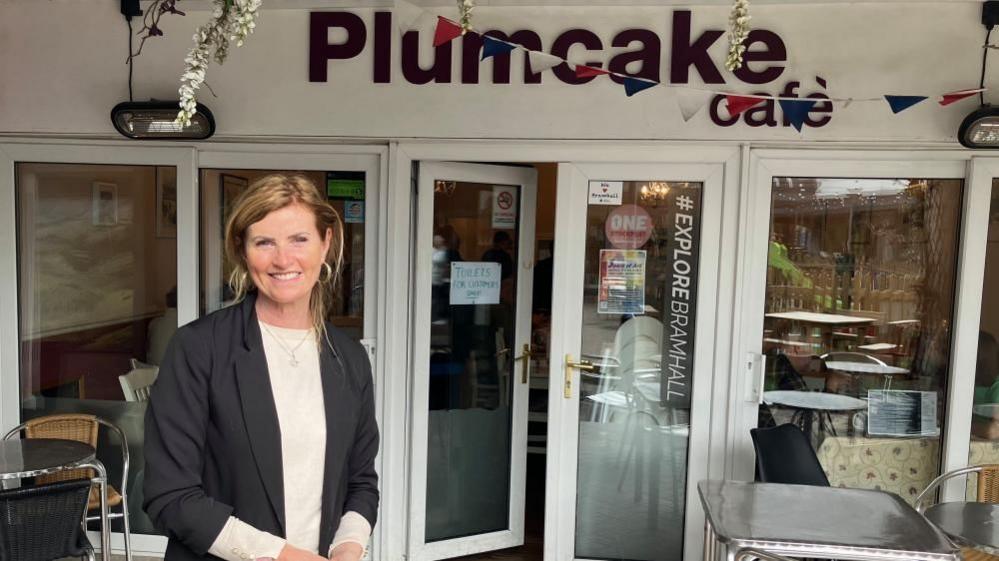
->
(0, 2, 987, 142)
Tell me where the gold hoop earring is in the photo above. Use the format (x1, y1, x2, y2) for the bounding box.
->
(321, 262, 333, 284)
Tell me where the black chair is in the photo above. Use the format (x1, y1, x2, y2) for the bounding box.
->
(0, 479, 95, 561)
(750, 423, 830, 487)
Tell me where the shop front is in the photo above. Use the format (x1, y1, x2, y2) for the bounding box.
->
(2, 2, 998, 561)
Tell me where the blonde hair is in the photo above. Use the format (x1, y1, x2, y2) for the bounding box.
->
(224, 174, 345, 341)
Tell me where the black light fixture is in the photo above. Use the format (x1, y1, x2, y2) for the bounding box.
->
(111, 101, 216, 140)
(960, 2, 999, 148)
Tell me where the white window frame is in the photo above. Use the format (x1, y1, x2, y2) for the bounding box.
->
(731, 149, 992, 504)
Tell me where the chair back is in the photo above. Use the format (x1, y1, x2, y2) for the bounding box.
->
(23, 414, 98, 485)
(0, 479, 93, 561)
(977, 464, 999, 503)
(119, 365, 159, 402)
(751, 423, 830, 486)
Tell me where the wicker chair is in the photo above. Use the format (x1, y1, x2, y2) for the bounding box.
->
(4, 414, 132, 561)
(915, 465, 999, 561)
(0, 478, 95, 561)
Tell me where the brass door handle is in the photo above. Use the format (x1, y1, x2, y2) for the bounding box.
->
(564, 354, 595, 398)
(515, 343, 532, 384)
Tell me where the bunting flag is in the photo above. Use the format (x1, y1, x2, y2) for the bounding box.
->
(433, 16, 463, 47)
(575, 65, 609, 79)
(393, 0, 426, 32)
(481, 36, 517, 60)
(726, 95, 766, 117)
(527, 50, 563, 73)
(623, 77, 658, 97)
(939, 88, 981, 106)
(675, 90, 712, 122)
(778, 99, 818, 132)
(884, 95, 928, 114)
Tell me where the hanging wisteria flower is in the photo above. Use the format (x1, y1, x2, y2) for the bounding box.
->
(457, 0, 475, 34)
(725, 0, 751, 72)
(176, 0, 262, 127)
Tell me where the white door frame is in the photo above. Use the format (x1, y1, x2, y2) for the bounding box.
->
(545, 162, 727, 561)
(408, 161, 537, 561)
(732, 149, 993, 503)
(0, 140, 197, 557)
(392, 141, 741, 561)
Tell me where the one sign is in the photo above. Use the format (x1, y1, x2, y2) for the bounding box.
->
(867, 390, 939, 437)
(344, 200, 364, 223)
(597, 249, 646, 315)
(450, 262, 501, 305)
(492, 185, 518, 229)
(660, 186, 702, 408)
(605, 204, 653, 249)
(327, 171, 365, 200)
(588, 180, 624, 205)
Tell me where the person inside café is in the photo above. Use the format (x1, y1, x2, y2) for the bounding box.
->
(971, 330, 999, 439)
(143, 175, 379, 561)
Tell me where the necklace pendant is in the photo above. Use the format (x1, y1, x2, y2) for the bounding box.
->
(290, 357, 299, 367)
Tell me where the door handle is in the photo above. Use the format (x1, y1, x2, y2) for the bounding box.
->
(564, 354, 595, 398)
(515, 343, 532, 384)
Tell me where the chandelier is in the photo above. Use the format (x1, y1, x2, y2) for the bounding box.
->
(640, 181, 672, 203)
(434, 180, 457, 196)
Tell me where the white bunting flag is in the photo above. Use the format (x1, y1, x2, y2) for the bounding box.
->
(676, 89, 712, 122)
(527, 50, 565, 74)
(394, 0, 428, 33)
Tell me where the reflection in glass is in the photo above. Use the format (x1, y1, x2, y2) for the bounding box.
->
(16, 163, 178, 535)
(199, 169, 366, 340)
(575, 181, 702, 561)
(759, 177, 963, 506)
(425, 181, 519, 541)
(968, 180, 999, 497)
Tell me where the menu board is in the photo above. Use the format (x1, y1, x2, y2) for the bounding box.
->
(867, 390, 939, 437)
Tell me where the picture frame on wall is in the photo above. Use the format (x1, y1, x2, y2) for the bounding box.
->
(92, 182, 118, 226)
(156, 168, 178, 238)
(220, 174, 249, 235)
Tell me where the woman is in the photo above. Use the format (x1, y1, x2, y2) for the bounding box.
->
(144, 175, 378, 561)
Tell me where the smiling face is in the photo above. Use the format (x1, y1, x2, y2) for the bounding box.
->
(244, 202, 332, 322)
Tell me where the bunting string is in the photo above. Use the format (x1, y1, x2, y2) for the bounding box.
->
(410, 5, 985, 121)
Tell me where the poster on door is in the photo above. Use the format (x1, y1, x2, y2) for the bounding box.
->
(597, 249, 646, 315)
(450, 262, 502, 305)
(659, 185, 702, 409)
(492, 185, 518, 229)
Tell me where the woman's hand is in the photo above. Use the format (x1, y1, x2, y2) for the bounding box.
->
(329, 542, 364, 561)
(276, 543, 327, 561)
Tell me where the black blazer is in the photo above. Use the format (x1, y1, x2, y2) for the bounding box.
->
(143, 293, 379, 560)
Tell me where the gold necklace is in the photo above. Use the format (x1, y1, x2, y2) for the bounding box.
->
(259, 321, 313, 367)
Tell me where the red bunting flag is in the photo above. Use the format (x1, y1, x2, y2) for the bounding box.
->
(939, 89, 981, 106)
(575, 65, 609, 79)
(725, 95, 766, 117)
(433, 16, 463, 47)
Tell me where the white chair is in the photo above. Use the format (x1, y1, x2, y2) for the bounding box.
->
(119, 366, 158, 402)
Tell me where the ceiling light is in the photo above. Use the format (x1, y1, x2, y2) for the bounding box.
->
(111, 101, 215, 140)
(958, 105, 999, 148)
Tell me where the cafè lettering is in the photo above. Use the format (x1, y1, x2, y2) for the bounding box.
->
(309, 10, 832, 128)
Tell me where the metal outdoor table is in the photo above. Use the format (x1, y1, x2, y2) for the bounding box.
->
(924, 502, 999, 555)
(0, 438, 112, 561)
(698, 480, 960, 561)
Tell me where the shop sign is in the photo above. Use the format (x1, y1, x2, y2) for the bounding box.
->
(588, 181, 623, 206)
(309, 11, 832, 130)
(660, 186, 701, 408)
(597, 249, 646, 315)
(492, 185, 518, 229)
(327, 172, 365, 200)
(450, 262, 501, 305)
(605, 204, 653, 249)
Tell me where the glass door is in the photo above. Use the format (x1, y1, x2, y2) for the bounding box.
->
(545, 163, 724, 561)
(734, 153, 970, 503)
(409, 162, 538, 561)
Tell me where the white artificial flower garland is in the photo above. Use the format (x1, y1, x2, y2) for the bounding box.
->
(724, 0, 751, 72)
(458, 0, 474, 34)
(176, 0, 262, 126)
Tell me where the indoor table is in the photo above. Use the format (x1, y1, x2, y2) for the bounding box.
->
(923, 502, 999, 555)
(0, 438, 112, 561)
(698, 479, 959, 561)
(763, 390, 867, 443)
(765, 311, 878, 349)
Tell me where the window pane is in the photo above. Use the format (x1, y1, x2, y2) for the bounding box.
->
(759, 177, 963, 505)
(16, 162, 177, 535)
(968, 180, 999, 499)
(199, 170, 366, 340)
